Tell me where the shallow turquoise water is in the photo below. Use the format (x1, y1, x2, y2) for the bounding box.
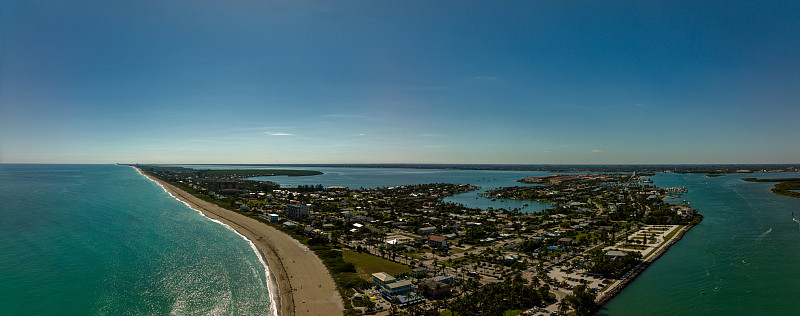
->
(0, 164, 273, 315)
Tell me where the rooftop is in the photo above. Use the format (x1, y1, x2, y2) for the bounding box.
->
(372, 272, 395, 283)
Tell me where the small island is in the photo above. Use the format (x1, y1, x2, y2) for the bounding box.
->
(742, 178, 800, 199)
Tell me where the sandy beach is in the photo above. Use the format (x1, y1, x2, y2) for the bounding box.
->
(136, 168, 343, 316)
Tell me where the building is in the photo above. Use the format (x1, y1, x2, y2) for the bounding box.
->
(418, 280, 450, 298)
(372, 272, 413, 299)
(418, 226, 436, 235)
(606, 250, 627, 258)
(269, 214, 280, 222)
(427, 235, 448, 248)
(286, 204, 310, 219)
(215, 181, 238, 191)
(372, 272, 395, 289)
(385, 280, 413, 298)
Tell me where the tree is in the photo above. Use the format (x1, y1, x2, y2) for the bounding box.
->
(390, 296, 401, 316)
(564, 284, 597, 316)
(558, 299, 570, 315)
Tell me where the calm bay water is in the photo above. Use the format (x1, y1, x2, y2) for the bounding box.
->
(3, 164, 797, 315)
(0, 164, 273, 315)
(599, 172, 800, 315)
(244, 165, 553, 212)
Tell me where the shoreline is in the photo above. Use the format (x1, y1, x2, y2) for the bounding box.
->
(133, 167, 343, 316)
(595, 224, 693, 308)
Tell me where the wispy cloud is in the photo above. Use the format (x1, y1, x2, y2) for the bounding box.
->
(325, 114, 367, 119)
(265, 132, 293, 136)
(588, 149, 603, 153)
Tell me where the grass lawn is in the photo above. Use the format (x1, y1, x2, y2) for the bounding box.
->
(343, 250, 411, 281)
(662, 226, 683, 242)
(618, 244, 648, 250)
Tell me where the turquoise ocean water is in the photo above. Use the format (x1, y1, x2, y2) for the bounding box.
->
(0, 164, 273, 315)
(3, 164, 798, 315)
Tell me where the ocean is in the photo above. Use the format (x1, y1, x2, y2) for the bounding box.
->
(0, 164, 273, 315)
(2, 164, 798, 315)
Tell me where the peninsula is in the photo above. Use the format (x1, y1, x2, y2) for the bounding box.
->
(132, 165, 703, 315)
(741, 178, 800, 199)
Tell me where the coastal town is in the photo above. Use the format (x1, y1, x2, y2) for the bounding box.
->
(139, 166, 702, 316)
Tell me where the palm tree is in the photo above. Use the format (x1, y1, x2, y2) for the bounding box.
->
(390, 296, 401, 315)
(558, 298, 570, 315)
(530, 275, 541, 288)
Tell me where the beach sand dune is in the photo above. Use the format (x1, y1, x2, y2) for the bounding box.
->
(139, 169, 343, 316)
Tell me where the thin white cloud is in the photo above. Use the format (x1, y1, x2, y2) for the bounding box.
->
(325, 114, 367, 119)
(588, 149, 603, 153)
(265, 132, 293, 136)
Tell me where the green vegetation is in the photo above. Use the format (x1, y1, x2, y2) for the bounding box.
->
(742, 178, 800, 199)
(342, 250, 411, 281)
(448, 276, 549, 316)
(139, 165, 322, 177)
(618, 244, 649, 250)
(563, 284, 598, 316)
(741, 177, 800, 182)
(307, 239, 370, 292)
(586, 250, 642, 279)
(705, 174, 726, 177)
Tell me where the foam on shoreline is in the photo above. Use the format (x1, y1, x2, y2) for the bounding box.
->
(133, 167, 280, 316)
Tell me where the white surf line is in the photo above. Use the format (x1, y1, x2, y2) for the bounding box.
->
(133, 167, 280, 316)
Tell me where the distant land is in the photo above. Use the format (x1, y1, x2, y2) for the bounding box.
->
(741, 177, 800, 199)
(170, 163, 800, 174)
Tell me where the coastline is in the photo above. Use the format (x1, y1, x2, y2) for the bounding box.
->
(595, 224, 693, 307)
(134, 167, 343, 316)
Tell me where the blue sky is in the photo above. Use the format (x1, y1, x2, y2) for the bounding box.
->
(2, 0, 798, 164)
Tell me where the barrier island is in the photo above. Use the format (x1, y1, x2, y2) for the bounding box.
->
(129, 165, 704, 315)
